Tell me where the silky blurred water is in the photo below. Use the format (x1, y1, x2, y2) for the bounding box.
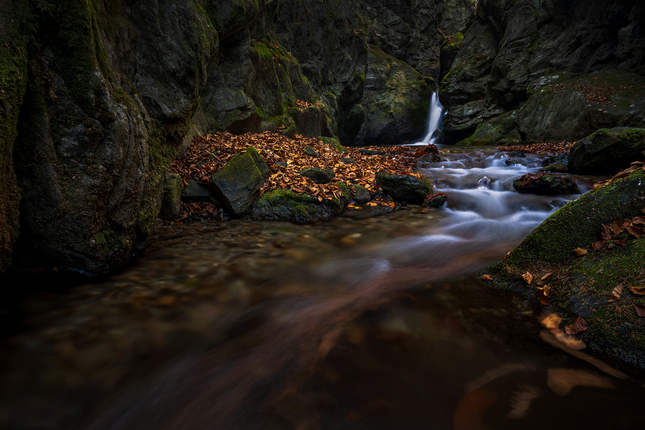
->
(1, 147, 643, 430)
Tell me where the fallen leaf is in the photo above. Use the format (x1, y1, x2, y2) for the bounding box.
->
(629, 286, 645, 295)
(635, 304, 645, 317)
(537, 285, 550, 305)
(571, 247, 588, 256)
(609, 220, 624, 236)
(481, 274, 493, 281)
(592, 241, 604, 251)
(522, 272, 533, 284)
(565, 316, 587, 335)
(540, 272, 553, 281)
(540, 312, 562, 329)
(609, 283, 623, 303)
(600, 224, 614, 241)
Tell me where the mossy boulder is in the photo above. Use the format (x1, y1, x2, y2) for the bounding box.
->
(512, 173, 580, 195)
(251, 189, 342, 223)
(456, 110, 521, 146)
(159, 173, 183, 220)
(568, 127, 645, 175)
(375, 171, 433, 204)
(355, 46, 431, 145)
(506, 169, 645, 265)
(208, 147, 269, 217)
(182, 179, 212, 202)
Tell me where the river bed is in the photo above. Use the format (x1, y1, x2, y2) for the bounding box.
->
(1, 147, 644, 429)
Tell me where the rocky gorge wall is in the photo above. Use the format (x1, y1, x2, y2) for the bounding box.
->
(0, 0, 644, 277)
(440, 0, 645, 145)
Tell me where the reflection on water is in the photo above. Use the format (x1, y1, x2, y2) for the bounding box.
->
(1, 148, 643, 429)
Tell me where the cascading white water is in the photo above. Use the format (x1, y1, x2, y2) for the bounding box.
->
(421, 90, 444, 145)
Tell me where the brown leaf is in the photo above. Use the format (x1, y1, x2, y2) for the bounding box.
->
(625, 225, 645, 238)
(537, 285, 551, 305)
(600, 224, 614, 241)
(592, 241, 605, 251)
(564, 316, 587, 335)
(609, 283, 623, 303)
(522, 272, 533, 284)
(629, 286, 645, 296)
(609, 220, 624, 236)
(540, 272, 553, 281)
(571, 247, 588, 257)
(547, 368, 613, 396)
(481, 274, 493, 281)
(635, 304, 645, 317)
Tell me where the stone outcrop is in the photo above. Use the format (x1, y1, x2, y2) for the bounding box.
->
(568, 127, 645, 174)
(375, 171, 433, 204)
(441, 0, 645, 144)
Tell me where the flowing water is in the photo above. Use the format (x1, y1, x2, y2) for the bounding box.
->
(2, 147, 645, 430)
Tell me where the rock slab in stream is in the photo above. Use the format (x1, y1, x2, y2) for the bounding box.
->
(209, 147, 269, 217)
(568, 127, 645, 175)
(512, 173, 579, 196)
(376, 171, 433, 204)
(251, 189, 341, 223)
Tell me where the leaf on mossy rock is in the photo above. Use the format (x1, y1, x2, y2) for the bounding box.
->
(540, 272, 553, 281)
(592, 241, 604, 250)
(571, 248, 588, 257)
(600, 224, 614, 241)
(629, 286, 645, 296)
(609, 283, 624, 303)
(635, 304, 645, 317)
(537, 285, 550, 305)
(522, 272, 533, 284)
(565, 316, 587, 335)
(481, 274, 493, 281)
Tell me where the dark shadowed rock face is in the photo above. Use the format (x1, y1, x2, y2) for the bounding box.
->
(512, 173, 580, 196)
(441, 0, 645, 144)
(9, 0, 215, 276)
(568, 128, 645, 175)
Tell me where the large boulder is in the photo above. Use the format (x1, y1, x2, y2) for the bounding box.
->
(159, 174, 183, 220)
(507, 169, 645, 264)
(9, 0, 216, 276)
(375, 171, 433, 204)
(568, 127, 645, 175)
(354, 46, 432, 145)
(251, 189, 342, 223)
(208, 147, 269, 217)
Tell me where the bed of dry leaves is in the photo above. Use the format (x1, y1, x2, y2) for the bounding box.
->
(498, 140, 575, 154)
(546, 79, 633, 106)
(169, 132, 439, 218)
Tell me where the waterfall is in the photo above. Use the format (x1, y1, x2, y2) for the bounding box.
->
(422, 90, 445, 145)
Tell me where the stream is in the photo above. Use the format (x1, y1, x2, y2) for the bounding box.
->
(2, 147, 645, 429)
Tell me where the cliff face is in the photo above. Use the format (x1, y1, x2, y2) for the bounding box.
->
(440, 0, 645, 144)
(0, 0, 644, 276)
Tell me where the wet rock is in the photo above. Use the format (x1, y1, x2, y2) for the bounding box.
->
(209, 147, 269, 217)
(159, 174, 183, 220)
(304, 146, 320, 158)
(350, 184, 371, 204)
(478, 176, 491, 188)
(512, 173, 579, 196)
(375, 171, 433, 204)
(355, 45, 431, 145)
(568, 127, 645, 175)
(359, 149, 383, 155)
(251, 189, 341, 223)
(541, 162, 568, 173)
(275, 161, 288, 168)
(299, 167, 334, 184)
(182, 180, 211, 202)
(341, 157, 356, 164)
(505, 157, 528, 167)
(542, 153, 568, 167)
(422, 193, 448, 208)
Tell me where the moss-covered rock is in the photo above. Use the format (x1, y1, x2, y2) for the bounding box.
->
(456, 110, 522, 146)
(568, 127, 645, 175)
(354, 45, 431, 145)
(506, 169, 645, 265)
(375, 171, 433, 204)
(208, 147, 269, 217)
(159, 173, 183, 220)
(251, 188, 342, 223)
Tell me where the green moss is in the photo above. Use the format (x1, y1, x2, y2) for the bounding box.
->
(618, 128, 645, 142)
(441, 32, 465, 51)
(507, 169, 645, 264)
